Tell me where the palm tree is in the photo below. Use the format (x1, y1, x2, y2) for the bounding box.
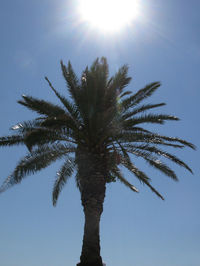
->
(0, 57, 195, 266)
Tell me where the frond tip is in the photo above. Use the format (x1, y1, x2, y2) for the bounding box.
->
(0, 135, 24, 147)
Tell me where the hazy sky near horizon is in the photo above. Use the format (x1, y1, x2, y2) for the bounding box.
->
(0, 1, 200, 266)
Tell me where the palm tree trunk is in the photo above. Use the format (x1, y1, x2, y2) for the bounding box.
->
(78, 203, 104, 265)
(76, 149, 107, 266)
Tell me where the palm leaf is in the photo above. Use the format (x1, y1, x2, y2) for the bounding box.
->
(111, 167, 139, 192)
(117, 131, 195, 149)
(24, 128, 75, 151)
(122, 82, 160, 110)
(110, 64, 131, 93)
(52, 157, 75, 205)
(120, 90, 132, 98)
(117, 144, 164, 199)
(41, 113, 78, 131)
(123, 114, 179, 128)
(45, 77, 81, 122)
(18, 95, 66, 117)
(0, 144, 75, 193)
(122, 103, 166, 119)
(0, 135, 24, 147)
(61, 60, 80, 102)
(129, 144, 193, 173)
(120, 155, 164, 200)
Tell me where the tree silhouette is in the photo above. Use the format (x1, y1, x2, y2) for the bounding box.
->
(0, 58, 195, 266)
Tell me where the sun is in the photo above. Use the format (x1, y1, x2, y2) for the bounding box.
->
(78, 0, 140, 33)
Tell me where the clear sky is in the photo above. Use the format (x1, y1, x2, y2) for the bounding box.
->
(0, 1, 199, 266)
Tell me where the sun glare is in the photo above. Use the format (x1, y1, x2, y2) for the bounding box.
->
(78, 0, 140, 33)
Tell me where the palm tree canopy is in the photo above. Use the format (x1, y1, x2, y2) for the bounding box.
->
(0, 57, 195, 204)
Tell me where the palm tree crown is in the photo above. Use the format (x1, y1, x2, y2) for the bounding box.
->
(0, 57, 195, 203)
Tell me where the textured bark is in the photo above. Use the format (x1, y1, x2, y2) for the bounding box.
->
(76, 148, 107, 266)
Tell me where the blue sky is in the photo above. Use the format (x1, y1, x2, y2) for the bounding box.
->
(0, 0, 199, 265)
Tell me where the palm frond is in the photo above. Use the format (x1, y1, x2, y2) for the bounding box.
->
(24, 128, 75, 151)
(123, 127, 153, 134)
(122, 103, 166, 119)
(131, 149, 178, 180)
(117, 144, 164, 199)
(41, 113, 78, 131)
(157, 135, 196, 149)
(110, 64, 131, 93)
(0, 144, 75, 193)
(18, 95, 66, 117)
(123, 114, 179, 128)
(111, 167, 139, 192)
(117, 131, 195, 149)
(122, 82, 160, 110)
(0, 135, 24, 147)
(120, 139, 178, 181)
(61, 60, 80, 102)
(120, 155, 164, 200)
(120, 90, 132, 98)
(129, 144, 193, 173)
(92, 57, 109, 88)
(45, 77, 81, 122)
(52, 157, 75, 206)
